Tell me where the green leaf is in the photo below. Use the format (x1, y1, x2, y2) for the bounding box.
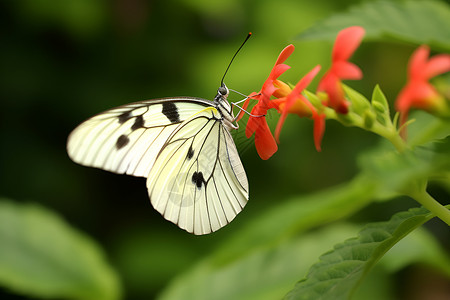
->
(359, 136, 450, 196)
(112, 229, 211, 297)
(343, 85, 371, 115)
(158, 208, 450, 300)
(157, 176, 383, 299)
(0, 199, 121, 300)
(158, 224, 361, 300)
(371, 85, 391, 127)
(157, 174, 385, 299)
(284, 206, 443, 300)
(378, 227, 450, 277)
(297, 0, 450, 51)
(407, 111, 450, 147)
(210, 176, 377, 266)
(353, 226, 450, 299)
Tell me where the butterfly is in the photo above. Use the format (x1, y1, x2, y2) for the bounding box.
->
(67, 82, 249, 235)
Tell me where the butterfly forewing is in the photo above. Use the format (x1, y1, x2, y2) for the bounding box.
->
(67, 98, 213, 177)
(67, 97, 249, 234)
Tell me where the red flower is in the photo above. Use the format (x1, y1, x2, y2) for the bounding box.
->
(395, 45, 450, 137)
(317, 26, 365, 114)
(272, 65, 324, 151)
(242, 44, 295, 160)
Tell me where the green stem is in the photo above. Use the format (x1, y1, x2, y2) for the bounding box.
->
(408, 183, 450, 226)
(328, 110, 408, 153)
(381, 129, 408, 153)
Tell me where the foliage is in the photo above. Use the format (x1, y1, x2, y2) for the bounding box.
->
(0, 0, 449, 299)
(284, 207, 448, 300)
(158, 207, 450, 300)
(0, 199, 121, 300)
(297, 0, 450, 51)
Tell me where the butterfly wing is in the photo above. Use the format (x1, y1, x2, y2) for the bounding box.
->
(147, 107, 249, 235)
(67, 97, 214, 177)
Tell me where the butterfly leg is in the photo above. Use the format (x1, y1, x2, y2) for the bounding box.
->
(223, 118, 239, 130)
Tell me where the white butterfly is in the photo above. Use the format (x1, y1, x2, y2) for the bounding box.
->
(67, 84, 249, 235)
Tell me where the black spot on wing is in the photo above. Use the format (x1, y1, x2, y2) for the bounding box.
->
(131, 115, 144, 130)
(118, 111, 132, 124)
(116, 134, 129, 149)
(162, 102, 180, 123)
(187, 145, 194, 160)
(192, 171, 204, 190)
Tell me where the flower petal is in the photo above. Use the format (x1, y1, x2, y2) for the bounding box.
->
(241, 44, 296, 160)
(273, 80, 292, 98)
(274, 66, 321, 142)
(395, 84, 414, 113)
(274, 105, 289, 143)
(332, 61, 362, 80)
(255, 122, 278, 160)
(313, 114, 326, 152)
(327, 78, 349, 114)
(245, 105, 263, 137)
(424, 54, 450, 79)
(318, 72, 349, 113)
(408, 45, 429, 80)
(269, 64, 291, 81)
(290, 65, 322, 96)
(332, 26, 365, 62)
(275, 44, 295, 65)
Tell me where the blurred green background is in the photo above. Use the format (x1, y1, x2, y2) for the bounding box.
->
(1, 0, 449, 299)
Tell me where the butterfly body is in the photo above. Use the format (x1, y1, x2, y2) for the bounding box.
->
(67, 85, 249, 235)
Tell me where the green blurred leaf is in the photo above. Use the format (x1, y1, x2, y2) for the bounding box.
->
(407, 111, 450, 147)
(229, 124, 448, 261)
(297, 0, 450, 51)
(211, 176, 377, 266)
(350, 266, 395, 300)
(378, 226, 450, 277)
(158, 224, 361, 300)
(0, 199, 121, 300)
(284, 206, 444, 300)
(160, 207, 450, 300)
(358, 136, 450, 196)
(353, 225, 450, 299)
(155, 92, 449, 300)
(112, 228, 212, 297)
(156, 175, 383, 299)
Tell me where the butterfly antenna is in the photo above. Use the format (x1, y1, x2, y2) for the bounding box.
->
(221, 32, 252, 87)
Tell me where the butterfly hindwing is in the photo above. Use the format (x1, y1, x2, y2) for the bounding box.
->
(147, 107, 249, 235)
(67, 98, 214, 177)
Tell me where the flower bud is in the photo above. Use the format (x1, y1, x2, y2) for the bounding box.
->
(363, 109, 376, 129)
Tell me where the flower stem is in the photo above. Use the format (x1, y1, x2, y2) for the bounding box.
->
(408, 182, 450, 226)
(329, 110, 408, 153)
(382, 129, 408, 153)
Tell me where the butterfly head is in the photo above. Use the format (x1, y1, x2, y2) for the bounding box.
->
(214, 83, 230, 105)
(217, 83, 229, 99)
